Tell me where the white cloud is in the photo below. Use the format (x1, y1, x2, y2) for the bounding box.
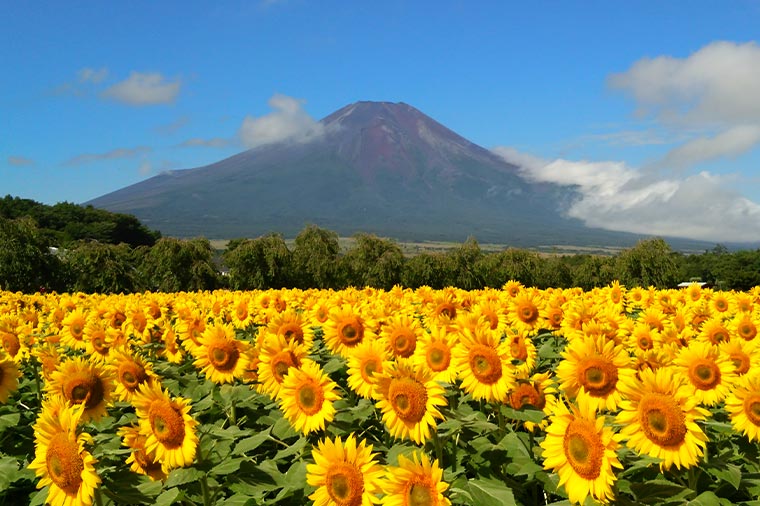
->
(239, 94, 325, 149)
(494, 146, 760, 242)
(609, 41, 760, 125)
(64, 146, 152, 166)
(155, 116, 191, 135)
(7, 156, 35, 167)
(78, 67, 108, 84)
(102, 72, 181, 105)
(660, 125, 760, 168)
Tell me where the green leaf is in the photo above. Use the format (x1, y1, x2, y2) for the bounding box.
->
(219, 494, 257, 506)
(0, 413, 20, 432)
(688, 491, 730, 506)
(164, 467, 206, 488)
(708, 462, 742, 490)
(467, 478, 517, 506)
(0, 456, 19, 490)
(232, 428, 271, 455)
(154, 487, 184, 506)
(630, 480, 689, 504)
(500, 405, 545, 423)
(274, 436, 308, 460)
(211, 457, 244, 476)
(29, 486, 49, 506)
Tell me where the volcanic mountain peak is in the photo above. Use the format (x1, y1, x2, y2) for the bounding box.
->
(86, 100, 654, 246)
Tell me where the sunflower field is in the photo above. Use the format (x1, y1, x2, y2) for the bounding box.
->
(2, 282, 760, 506)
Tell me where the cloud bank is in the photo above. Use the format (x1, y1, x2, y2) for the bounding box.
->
(178, 137, 233, 148)
(102, 72, 181, 105)
(493, 146, 760, 243)
(610, 41, 760, 169)
(239, 94, 325, 149)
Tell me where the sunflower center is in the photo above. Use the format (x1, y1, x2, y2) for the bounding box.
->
(149, 401, 186, 448)
(46, 433, 84, 495)
(427, 343, 451, 372)
(469, 344, 503, 384)
(708, 327, 729, 345)
(391, 331, 416, 358)
(91, 335, 109, 354)
(119, 362, 147, 391)
(743, 395, 760, 426)
(689, 360, 721, 390)
(71, 323, 84, 339)
(361, 359, 379, 382)
(338, 319, 363, 346)
(272, 351, 298, 383)
(739, 321, 757, 340)
(509, 337, 528, 362)
(562, 418, 603, 480)
(209, 342, 240, 372)
(281, 324, 304, 344)
(509, 383, 545, 410)
(408, 481, 434, 506)
(639, 393, 687, 447)
(388, 377, 428, 423)
(578, 357, 618, 397)
(436, 304, 456, 320)
(1, 332, 20, 357)
(64, 371, 105, 409)
(518, 303, 538, 324)
(325, 462, 364, 506)
(296, 380, 324, 416)
(731, 352, 750, 375)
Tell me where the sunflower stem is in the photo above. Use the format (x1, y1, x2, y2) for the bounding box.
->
(201, 473, 212, 506)
(432, 429, 444, 466)
(229, 398, 237, 425)
(30, 356, 42, 405)
(94, 487, 104, 506)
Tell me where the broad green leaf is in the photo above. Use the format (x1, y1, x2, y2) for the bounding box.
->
(467, 478, 517, 506)
(211, 457, 244, 476)
(154, 487, 184, 506)
(0, 413, 21, 432)
(164, 467, 206, 488)
(0, 456, 19, 490)
(687, 490, 731, 506)
(220, 494, 257, 506)
(232, 428, 271, 455)
(274, 436, 308, 460)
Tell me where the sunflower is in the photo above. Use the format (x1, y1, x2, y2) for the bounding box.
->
(684, 282, 704, 303)
(731, 311, 760, 341)
(471, 298, 507, 334)
(725, 372, 760, 441)
(278, 360, 340, 435)
(375, 361, 447, 445)
(382, 451, 451, 506)
(230, 296, 254, 329)
(32, 343, 60, 381)
(452, 327, 515, 403)
(60, 308, 89, 351)
(381, 315, 422, 360)
(266, 309, 315, 348)
(323, 305, 375, 358)
(28, 403, 101, 506)
(0, 351, 21, 403)
(616, 367, 709, 470)
(0, 315, 25, 362)
(158, 326, 185, 364)
(347, 338, 391, 399)
(108, 348, 157, 402)
(720, 338, 760, 377)
(502, 280, 523, 299)
(173, 308, 207, 354)
(427, 293, 460, 329)
(556, 335, 635, 413)
(83, 320, 115, 363)
(673, 340, 736, 406)
(193, 322, 250, 384)
(412, 325, 458, 384)
(46, 357, 115, 422)
(307, 434, 384, 506)
(132, 382, 198, 472)
(508, 290, 543, 335)
(504, 328, 537, 377)
(709, 291, 733, 315)
(540, 396, 622, 505)
(508, 371, 558, 432)
(118, 425, 167, 481)
(697, 317, 731, 345)
(256, 334, 309, 399)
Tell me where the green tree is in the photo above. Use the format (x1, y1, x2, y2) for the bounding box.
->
(62, 241, 141, 293)
(475, 248, 543, 288)
(441, 237, 483, 290)
(0, 216, 61, 292)
(571, 255, 617, 290)
(140, 237, 219, 292)
(614, 238, 679, 288)
(340, 233, 404, 289)
(223, 234, 292, 289)
(400, 253, 448, 289)
(291, 225, 341, 289)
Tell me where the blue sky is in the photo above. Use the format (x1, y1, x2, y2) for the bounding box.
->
(3, 1, 760, 242)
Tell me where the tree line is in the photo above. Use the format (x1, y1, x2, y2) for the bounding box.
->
(3, 213, 759, 293)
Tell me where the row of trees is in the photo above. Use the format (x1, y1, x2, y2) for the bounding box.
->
(4, 216, 758, 294)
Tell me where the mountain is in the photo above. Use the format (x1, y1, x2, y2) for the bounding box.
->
(86, 101, 703, 249)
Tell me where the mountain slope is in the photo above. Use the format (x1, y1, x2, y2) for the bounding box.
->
(87, 101, 663, 247)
